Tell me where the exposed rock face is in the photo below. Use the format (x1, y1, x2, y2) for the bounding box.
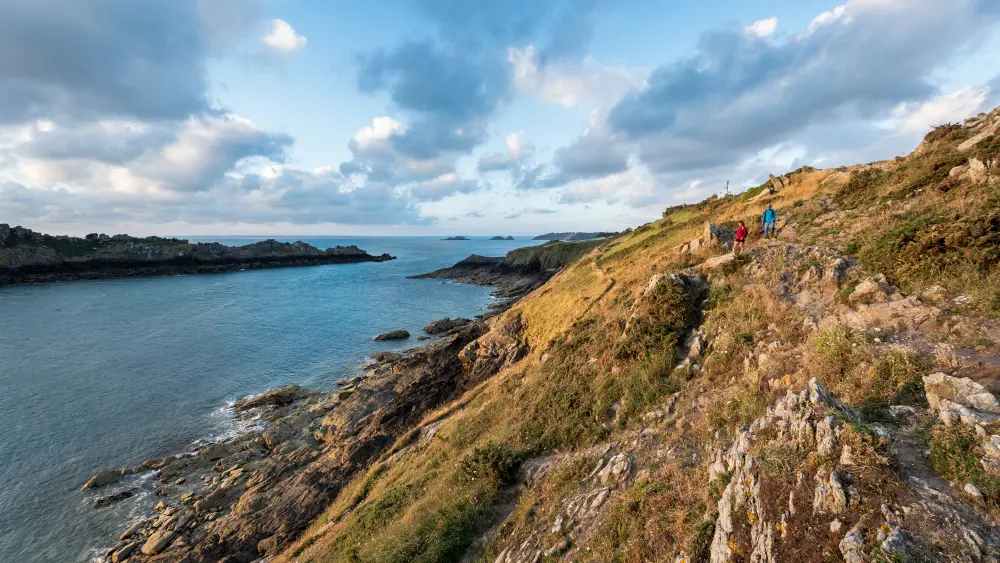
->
(710, 379, 858, 563)
(0, 224, 395, 285)
(374, 330, 410, 341)
(409, 254, 554, 309)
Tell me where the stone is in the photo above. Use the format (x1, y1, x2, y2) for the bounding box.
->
(949, 164, 970, 178)
(233, 384, 311, 410)
(370, 351, 402, 363)
(919, 285, 949, 306)
(597, 453, 633, 486)
(193, 488, 227, 513)
(813, 471, 849, 515)
(82, 469, 125, 489)
(374, 329, 410, 341)
(848, 274, 898, 305)
(423, 317, 472, 334)
(923, 373, 1000, 414)
(839, 522, 865, 563)
(968, 157, 987, 184)
(964, 483, 984, 502)
(95, 490, 136, 508)
(700, 253, 736, 271)
(141, 530, 176, 555)
(119, 520, 146, 540)
(111, 541, 139, 563)
(830, 519, 843, 533)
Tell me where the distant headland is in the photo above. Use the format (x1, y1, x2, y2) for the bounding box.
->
(0, 224, 395, 285)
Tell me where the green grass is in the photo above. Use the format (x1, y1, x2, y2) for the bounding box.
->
(503, 239, 604, 271)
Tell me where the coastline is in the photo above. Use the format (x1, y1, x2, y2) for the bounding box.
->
(0, 252, 395, 286)
(83, 261, 533, 563)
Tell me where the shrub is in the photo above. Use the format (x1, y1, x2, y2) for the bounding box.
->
(459, 444, 524, 486)
(834, 168, 887, 207)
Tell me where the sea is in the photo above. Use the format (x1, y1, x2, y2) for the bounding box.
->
(0, 236, 540, 563)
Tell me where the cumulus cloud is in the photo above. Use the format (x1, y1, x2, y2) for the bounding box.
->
(745, 17, 778, 38)
(607, 0, 1000, 174)
(509, 45, 647, 109)
(557, 165, 657, 208)
(889, 85, 990, 133)
(341, 0, 603, 203)
(478, 131, 534, 173)
(263, 19, 307, 54)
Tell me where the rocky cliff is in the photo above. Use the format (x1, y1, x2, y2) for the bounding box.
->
(0, 226, 394, 285)
(90, 106, 1000, 562)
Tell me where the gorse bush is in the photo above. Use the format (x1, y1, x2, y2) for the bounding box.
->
(459, 444, 524, 486)
(834, 168, 886, 207)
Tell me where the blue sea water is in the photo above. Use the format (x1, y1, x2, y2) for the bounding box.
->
(0, 236, 540, 563)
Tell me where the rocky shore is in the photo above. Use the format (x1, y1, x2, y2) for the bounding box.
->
(408, 254, 553, 311)
(0, 224, 395, 285)
(83, 315, 530, 563)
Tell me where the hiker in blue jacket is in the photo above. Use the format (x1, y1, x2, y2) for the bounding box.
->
(762, 204, 777, 239)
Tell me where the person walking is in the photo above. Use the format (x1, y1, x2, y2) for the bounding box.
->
(762, 204, 777, 239)
(734, 220, 748, 253)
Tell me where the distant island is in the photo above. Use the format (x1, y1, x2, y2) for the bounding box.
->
(490, 236, 516, 241)
(442, 236, 470, 241)
(533, 231, 621, 241)
(0, 224, 395, 285)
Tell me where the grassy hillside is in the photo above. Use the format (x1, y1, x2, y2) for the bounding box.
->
(503, 239, 606, 271)
(278, 109, 1000, 562)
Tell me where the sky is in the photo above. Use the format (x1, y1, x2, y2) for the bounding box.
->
(1, 0, 998, 237)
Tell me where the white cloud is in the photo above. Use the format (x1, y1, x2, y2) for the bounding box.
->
(351, 116, 407, 152)
(505, 131, 526, 160)
(558, 166, 657, 208)
(263, 19, 307, 54)
(745, 17, 778, 38)
(509, 45, 647, 109)
(889, 85, 990, 133)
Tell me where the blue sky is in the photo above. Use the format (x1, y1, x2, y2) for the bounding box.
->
(1, 0, 998, 237)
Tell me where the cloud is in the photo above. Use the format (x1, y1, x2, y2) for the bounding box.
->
(606, 0, 1000, 174)
(263, 19, 307, 54)
(745, 17, 778, 38)
(341, 0, 603, 202)
(1, 165, 427, 228)
(8, 114, 293, 193)
(0, 0, 265, 124)
(509, 45, 647, 109)
(888, 85, 990, 134)
(533, 127, 630, 188)
(410, 173, 481, 201)
(478, 131, 534, 173)
(557, 165, 657, 207)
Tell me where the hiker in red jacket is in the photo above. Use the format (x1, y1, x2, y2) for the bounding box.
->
(734, 220, 748, 254)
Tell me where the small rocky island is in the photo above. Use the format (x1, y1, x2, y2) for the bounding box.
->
(0, 224, 395, 285)
(442, 236, 470, 241)
(489, 236, 515, 240)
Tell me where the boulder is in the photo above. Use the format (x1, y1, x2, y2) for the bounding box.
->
(968, 157, 987, 184)
(82, 469, 125, 490)
(848, 274, 899, 305)
(374, 329, 410, 341)
(193, 488, 228, 513)
(919, 285, 949, 307)
(923, 373, 1000, 414)
(233, 384, 311, 410)
(423, 317, 472, 334)
(370, 351, 402, 363)
(141, 530, 176, 555)
(111, 541, 139, 563)
(699, 253, 736, 271)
